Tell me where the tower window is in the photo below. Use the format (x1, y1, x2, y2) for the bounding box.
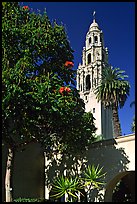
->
(78, 75, 80, 89)
(102, 52, 105, 61)
(78, 83, 80, 90)
(89, 37, 91, 44)
(86, 75, 91, 91)
(85, 95, 87, 100)
(94, 36, 98, 43)
(94, 78, 96, 87)
(93, 108, 95, 113)
(80, 84, 82, 91)
(87, 53, 91, 64)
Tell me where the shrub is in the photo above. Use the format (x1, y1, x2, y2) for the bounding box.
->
(13, 198, 51, 202)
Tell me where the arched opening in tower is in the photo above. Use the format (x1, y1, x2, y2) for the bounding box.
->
(78, 74, 80, 90)
(86, 75, 91, 91)
(87, 53, 91, 64)
(89, 37, 91, 44)
(94, 36, 98, 43)
(102, 52, 104, 61)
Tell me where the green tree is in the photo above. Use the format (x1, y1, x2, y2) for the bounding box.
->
(2, 2, 97, 201)
(94, 66, 130, 137)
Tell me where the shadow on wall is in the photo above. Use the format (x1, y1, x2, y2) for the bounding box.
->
(2, 138, 130, 202)
(44, 138, 130, 202)
(2, 143, 45, 202)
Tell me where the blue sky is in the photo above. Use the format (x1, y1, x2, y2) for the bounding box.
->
(21, 2, 135, 135)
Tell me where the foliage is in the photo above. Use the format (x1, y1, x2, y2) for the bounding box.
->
(51, 164, 106, 202)
(94, 67, 130, 109)
(82, 164, 106, 189)
(13, 198, 41, 202)
(51, 175, 83, 201)
(94, 66, 130, 137)
(2, 2, 97, 202)
(13, 197, 51, 202)
(2, 2, 97, 154)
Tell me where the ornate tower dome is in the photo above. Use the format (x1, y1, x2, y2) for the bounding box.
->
(89, 19, 99, 30)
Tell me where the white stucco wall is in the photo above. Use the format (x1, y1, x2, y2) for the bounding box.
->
(115, 134, 135, 171)
(2, 134, 135, 201)
(43, 134, 135, 201)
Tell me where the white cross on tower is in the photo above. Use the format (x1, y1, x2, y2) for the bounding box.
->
(93, 11, 96, 21)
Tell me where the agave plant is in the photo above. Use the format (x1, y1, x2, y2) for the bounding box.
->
(80, 164, 107, 202)
(83, 164, 106, 189)
(51, 175, 83, 202)
(50, 165, 106, 202)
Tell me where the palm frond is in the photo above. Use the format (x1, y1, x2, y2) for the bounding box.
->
(94, 66, 130, 109)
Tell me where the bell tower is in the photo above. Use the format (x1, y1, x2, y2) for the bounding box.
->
(77, 12, 113, 139)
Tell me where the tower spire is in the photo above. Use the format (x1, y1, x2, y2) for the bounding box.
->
(93, 11, 96, 22)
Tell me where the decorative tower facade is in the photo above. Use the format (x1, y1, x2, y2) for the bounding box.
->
(77, 15, 113, 139)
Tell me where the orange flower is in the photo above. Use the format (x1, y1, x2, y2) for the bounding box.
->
(23, 6, 29, 10)
(64, 61, 74, 68)
(59, 87, 65, 94)
(59, 87, 71, 95)
(65, 87, 71, 93)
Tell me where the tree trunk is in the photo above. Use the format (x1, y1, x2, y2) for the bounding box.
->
(5, 147, 14, 202)
(112, 104, 122, 137)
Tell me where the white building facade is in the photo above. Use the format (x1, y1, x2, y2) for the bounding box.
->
(77, 17, 113, 139)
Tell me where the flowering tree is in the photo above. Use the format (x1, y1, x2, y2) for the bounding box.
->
(2, 2, 97, 201)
